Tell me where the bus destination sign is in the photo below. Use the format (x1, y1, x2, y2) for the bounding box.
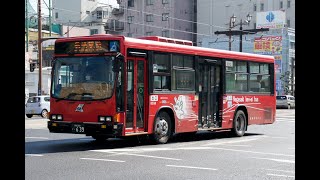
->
(55, 40, 119, 54)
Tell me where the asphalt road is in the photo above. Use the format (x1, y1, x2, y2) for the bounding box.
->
(25, 109, 295, 180)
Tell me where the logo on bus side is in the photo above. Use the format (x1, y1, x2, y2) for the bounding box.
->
(75, 104, 85, 112)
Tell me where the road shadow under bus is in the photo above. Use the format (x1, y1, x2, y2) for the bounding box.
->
(25, 131, 264, 155)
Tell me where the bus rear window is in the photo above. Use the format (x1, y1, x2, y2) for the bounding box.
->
(276, 96, 287, 100)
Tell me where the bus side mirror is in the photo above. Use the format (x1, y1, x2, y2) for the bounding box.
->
(113, 53, 124, 72)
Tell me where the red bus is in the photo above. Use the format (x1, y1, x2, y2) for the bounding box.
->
(48, 35, 276, 144)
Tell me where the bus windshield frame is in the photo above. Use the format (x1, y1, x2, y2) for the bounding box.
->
(51, 56, 116, 101)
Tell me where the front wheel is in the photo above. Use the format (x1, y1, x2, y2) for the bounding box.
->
(231, 110, 247, 137)
(152, 111, 172, 144)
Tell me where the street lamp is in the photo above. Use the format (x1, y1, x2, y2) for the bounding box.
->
(215, 14, 268, 52)
(230, 14, 252, 52)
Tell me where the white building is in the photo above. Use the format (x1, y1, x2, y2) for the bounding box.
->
(25, 67, 52, 97)
(53, 0, 117, 35)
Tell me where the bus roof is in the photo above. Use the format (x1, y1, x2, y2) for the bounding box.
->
(55, 34, 274, 63)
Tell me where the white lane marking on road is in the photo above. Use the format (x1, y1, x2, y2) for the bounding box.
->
(209, 147, 294, 157)
(25, 154, 44, 157)
(288, 148, 295, 150)
(263, 136, 288, 139)
(276, 120, 295, 122)
(80, 158, 125, 163)
(264, 169, 295, 173)
(202, 137, 263, 146)
(267, 173, 295, 178)
(166, 165, 217, 171)
(251, 157, 295, 163)
(110, 152, 182, 161)
(92, 150, 181, 160)
(223, 144, 252, 147)
(25, 137, 49, 139)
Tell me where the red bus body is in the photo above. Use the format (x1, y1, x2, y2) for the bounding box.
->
(48, 35, 275, 143)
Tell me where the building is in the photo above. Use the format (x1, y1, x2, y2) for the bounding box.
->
(52, 0, 116, 35)
(106, 0, 196, 43)
(197, 0, 295, 96)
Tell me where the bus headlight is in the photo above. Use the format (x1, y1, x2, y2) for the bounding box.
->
(98, 116, 112, 122)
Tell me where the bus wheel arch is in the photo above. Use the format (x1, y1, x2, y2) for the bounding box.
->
(152, 108, 175, 144)
(232, 106, 248, 136)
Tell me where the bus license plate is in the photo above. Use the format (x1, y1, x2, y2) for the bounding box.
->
(72, 124, 85, 133)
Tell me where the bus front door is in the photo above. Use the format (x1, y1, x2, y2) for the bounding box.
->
(198, 62, 221, 128)
(125, 58, 147, 134)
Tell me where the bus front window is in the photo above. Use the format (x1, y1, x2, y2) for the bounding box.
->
(52, 56, 115, 100)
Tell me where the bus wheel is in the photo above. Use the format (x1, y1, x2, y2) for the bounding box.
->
(153, 111, 171, 144)
(231, 110, 247, 137)
(92, 135, 108, 142)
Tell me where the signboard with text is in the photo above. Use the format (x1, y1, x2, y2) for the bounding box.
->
(256, 11, 286, 29)
(254, 36, 282, 55)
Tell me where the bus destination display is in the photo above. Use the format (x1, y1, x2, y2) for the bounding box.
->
(55, 40, 119, 54)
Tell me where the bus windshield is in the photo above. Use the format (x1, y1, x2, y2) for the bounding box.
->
(52, 56, 116, 100)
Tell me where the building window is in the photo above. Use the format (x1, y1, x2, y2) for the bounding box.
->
(287, 19, 290, 27)
(97, 11, 102, 19)
(86, 11, 90, 14)
(146, 31, 153, 36)
(146, 14, 153, 22)
(127, 16, 134, 23)
(287, 0, 291, 8)
(128, 0, 134, 7)
(90, 29, 98, 35)
(146, 0, 153, 6)
(162, 0, 168, 4)
(260, 3, 264, 11)
(253, 4, 257, 11)
(127, 33, 133, 37)
(162, 13, 169, 21)
(55, 12, 58, 19)
(162, 30, 169, 37)
(280, 1, 283, 9)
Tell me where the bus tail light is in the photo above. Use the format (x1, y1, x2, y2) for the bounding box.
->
(113, 113, 120, 123)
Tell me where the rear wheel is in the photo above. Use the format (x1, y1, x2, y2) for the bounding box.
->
(41, 109, 48, 118)
(26, 114, 33, 118)
(152, 111, 172, 144)
(231, 110, 247, 137)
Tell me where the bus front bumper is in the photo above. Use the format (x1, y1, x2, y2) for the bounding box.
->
(47, 121, 123, 137)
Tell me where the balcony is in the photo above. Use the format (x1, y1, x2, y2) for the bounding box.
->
(112, 7, 124, 15)
(105, 20, 124, 31)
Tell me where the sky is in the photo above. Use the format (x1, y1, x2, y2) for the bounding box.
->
(29, 0, 119, 16)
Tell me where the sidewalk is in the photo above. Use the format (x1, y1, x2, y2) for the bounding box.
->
(25, 119, 48, 129)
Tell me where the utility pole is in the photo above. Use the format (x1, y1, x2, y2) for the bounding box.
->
(215, 14, 269, 52)
(215, 27, 269, 52)
(38, 0, 42, 95)
(25, 0, 29, 52)
(49, 0, 52, 36)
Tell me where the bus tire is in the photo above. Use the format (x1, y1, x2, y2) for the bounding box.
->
(231, 110, 247, 137)
(92, 135, 108, 142)
(152, 111, 172, 144)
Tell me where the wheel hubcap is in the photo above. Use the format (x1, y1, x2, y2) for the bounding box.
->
(155, 118, 168, 137)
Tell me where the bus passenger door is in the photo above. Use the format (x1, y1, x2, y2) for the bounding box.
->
(126, 58, 147, 133)
(198, 62, 221, 128)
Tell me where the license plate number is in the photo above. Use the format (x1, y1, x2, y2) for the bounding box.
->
(72, 124, 85, 133)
